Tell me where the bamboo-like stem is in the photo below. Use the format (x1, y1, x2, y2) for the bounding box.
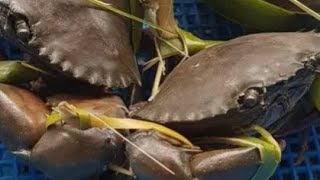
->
(288, 0, 320, 21)
(149, 37, 165, 101)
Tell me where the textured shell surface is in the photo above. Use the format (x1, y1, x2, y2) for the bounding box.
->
(0, 0, 140, 88)
(134, 32, 320, 129)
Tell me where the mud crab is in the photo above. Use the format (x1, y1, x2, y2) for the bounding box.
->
(133, 32, 320, 136)
(0, 0, 140, 88)
(0, 31, 318, 179)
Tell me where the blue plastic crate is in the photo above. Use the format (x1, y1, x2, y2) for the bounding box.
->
(0, 0, 319, 179)
(0, 39, 23, 60)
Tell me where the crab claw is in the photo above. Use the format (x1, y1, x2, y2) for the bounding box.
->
(0, 83, 49, 150)
(126, 130, 193, 180)
(191, 147, 261, 180)
(127, 126, 281, 180)
(29, 124, 123, 180)
(21, 94, 128, 180)
(125, 131, 262, 180)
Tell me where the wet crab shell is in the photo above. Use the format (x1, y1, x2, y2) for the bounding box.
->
(126, 130, 193, 180)
(0, 0, 140, 88)
(0, 83, 49, 150)
(133, 32, 320, 136)
(30, 124, 123, 180)
(24, 94, 128, 180)
(126, 130, 262, 180)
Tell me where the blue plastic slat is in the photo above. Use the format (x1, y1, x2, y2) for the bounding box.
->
(0, 0, 319, 179)
(0, 39, 23, 60)
(0, 141, 46, 180)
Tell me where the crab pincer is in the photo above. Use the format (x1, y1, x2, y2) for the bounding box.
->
(126, 129, 280, 180)
(13, 94, 128, 180)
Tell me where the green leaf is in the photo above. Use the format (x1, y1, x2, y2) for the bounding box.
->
(45, 111, 62, 128)
(310, 75, 320, 111)
(287, 0, 320, 21)
(202, 0, 319, 31)
(195, 125, 281, 180)
(0, 61, 41, 83)
(46, 102, 194, 148)
(247, 125, 281, 180)
(88, 0, 176, 37)
(130, 0, 143, 53)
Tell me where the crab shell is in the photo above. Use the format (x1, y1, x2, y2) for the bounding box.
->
(0, 0, 140, 88)
(133, 32, 320, 136)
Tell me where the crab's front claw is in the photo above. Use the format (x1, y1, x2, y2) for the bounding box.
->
(29, 123, 123, 180)
(126, 130, 193, 180)
(126, 126, 281, 180)
(192, 125, 281, 180)
(0, 83, 49, 150)
(15, 94, 129, 180)
(191, 147, 260, 180)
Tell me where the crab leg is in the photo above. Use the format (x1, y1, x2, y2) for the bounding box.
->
(126, 125, 281, 180)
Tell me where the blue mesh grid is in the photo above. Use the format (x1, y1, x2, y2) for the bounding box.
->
(0, 141, 46, 180)
(0, 39, 23, 60)
(0, 0, 319, 179)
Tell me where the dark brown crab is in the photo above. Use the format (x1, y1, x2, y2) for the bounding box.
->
(0, 83, 49, 151)
(0, 0, 140, 88)
(122, 32, 320, 179)
(132, 32, 320, 137)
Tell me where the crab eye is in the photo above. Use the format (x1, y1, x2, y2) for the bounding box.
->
(238, 88, 261, 108)
(15, 19, 30, 42)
